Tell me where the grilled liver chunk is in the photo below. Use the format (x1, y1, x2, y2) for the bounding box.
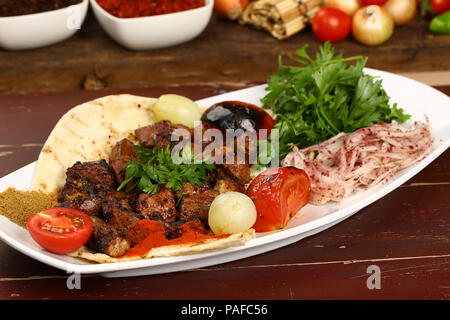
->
(58, 196, 102, 216)
(214, 177, 245, 194)
(178, 183, 219, 221)
(109, 138, 137, 184)
(101, 200, 146, 246)
(135, 120, 191, 150)
(137, 188, 177, 223)
(64, 160, 116, 193)
(88, 217, 130, 257)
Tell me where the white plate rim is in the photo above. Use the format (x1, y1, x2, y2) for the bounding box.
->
(0, 68, 449, 276)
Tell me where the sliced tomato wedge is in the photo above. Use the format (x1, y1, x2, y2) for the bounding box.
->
(246, 167, 311, 232)
(27, 207, 93, 254)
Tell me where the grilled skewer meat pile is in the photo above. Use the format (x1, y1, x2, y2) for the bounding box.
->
(58, 120, 252, 257)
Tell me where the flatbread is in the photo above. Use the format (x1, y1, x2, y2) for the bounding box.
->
(68, 229, 255, 263)
(31, 94, 157, 196)
(30, 94, 256, 263)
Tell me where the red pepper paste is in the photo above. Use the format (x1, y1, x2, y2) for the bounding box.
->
(96, 0, 206, 19)
(121, 219, 228, 258)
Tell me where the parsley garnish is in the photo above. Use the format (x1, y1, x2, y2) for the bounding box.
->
(117, 144, 216, 195)
(261, 42, 411, 162)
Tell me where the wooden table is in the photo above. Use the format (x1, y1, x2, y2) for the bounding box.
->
(0, 84, 449, 301)
(0, 8, 450, 302)
(0, 11, 449, 94)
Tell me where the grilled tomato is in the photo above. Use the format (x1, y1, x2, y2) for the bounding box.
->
(246, 167, 310, 232)
(27, 207, 93, 254)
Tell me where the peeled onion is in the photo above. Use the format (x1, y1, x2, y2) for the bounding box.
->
(352, 5, 394, 46)
(152, 94, 201, 129)
(208, 192, 257, 235)
(324, 0, 362, 16)
(383, 0, 416, 25)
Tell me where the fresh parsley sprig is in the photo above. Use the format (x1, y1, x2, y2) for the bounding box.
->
(117, 144, 216, 195)
(260, 42, 411, 162)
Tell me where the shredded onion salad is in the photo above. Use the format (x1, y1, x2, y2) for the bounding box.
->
(282, 119, 433, 205)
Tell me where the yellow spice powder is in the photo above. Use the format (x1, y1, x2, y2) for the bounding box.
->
(0, 188, 58, 229)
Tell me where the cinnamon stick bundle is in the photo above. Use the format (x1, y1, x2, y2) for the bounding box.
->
(239, 0, 323, 39)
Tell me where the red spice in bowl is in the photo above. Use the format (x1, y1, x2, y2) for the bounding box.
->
(96, 0, 206, 18)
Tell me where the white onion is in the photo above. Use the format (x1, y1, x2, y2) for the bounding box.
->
(324, 0, 362, 16)
(208, 192, 257, 235)
(383, 0, 416, 25)
(152, 94, 201, 129)
(215, 0, 249, 20)
(352, 5, 394, 46)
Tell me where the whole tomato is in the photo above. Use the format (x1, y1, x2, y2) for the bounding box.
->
(312, 7, 352, 43)
(418, 0, 450, 17)
(429, 0, 450, 13)
(362, 0, 388, 4)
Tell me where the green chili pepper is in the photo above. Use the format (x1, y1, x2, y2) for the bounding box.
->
(429, 11, 450, 35)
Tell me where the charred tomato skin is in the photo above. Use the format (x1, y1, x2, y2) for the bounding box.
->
(246, 167, 310, 232)
(201, 100, 276, 138)
(27, 207, 93, 254)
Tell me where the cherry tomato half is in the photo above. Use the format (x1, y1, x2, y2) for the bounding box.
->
(312, 7, 352, 43)
(27, 207, 93, 254)
(246, 167, 310, 232)
(362, 0, 388, 5)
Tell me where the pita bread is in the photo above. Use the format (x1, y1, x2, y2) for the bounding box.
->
(31, 94, 157, 196)
(30, 94, 256, 263)
(68, 229, 255, 263)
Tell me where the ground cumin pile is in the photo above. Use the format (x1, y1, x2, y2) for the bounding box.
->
(0, 188, 58, 229)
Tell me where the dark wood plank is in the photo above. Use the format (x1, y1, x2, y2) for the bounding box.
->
(0, 11, 449, 94)
(1, 256, 449, 300)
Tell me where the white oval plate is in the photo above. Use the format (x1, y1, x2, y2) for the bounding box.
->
(0, 68, 449, 278)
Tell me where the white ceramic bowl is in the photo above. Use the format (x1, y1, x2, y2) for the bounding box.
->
(90, 0, 214, 50)
(0, 0, 89, 50)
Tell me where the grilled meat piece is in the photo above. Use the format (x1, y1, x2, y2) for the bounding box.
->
(179, 182, 212, 196)
(166, 216, 209, 240)
(58, 196, 102, 216)
(213, 166, 246, 193)
(99, 189, 137, 210)
(204, 146, 251, 185)
(58, 189, 137, 217)
(234, 132, 258, 164)
(65, 160, 116, 192)
(109, 138, 137, 185)
(178, 183, 219, 221)
(88, 217, 130, 257)
(135, 120, 191, 150)
(61, 160, 116, 205)
(137, 188, 177, 223)
(61, 176, 95, 202)
(192, 121, 222, 149)
(214, 177, 245, 193)
(218, 162, 251, 185)
(102, 200, 146, 246)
